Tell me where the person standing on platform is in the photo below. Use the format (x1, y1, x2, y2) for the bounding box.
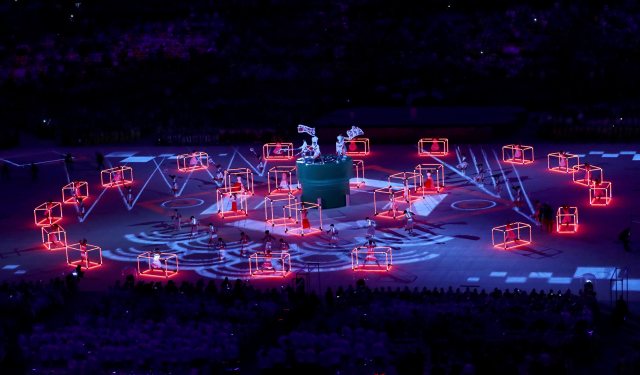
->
(404, 209, 415, 235)
(208, 223, 217, 248)
(216, 237, 226, 260)
(365, 217, 376, 240)
(239, 231, 250, 257)
(363, 239, 381, 268)
(327, 224, 339, 248)
(279, 238, 290, 253)
(189, 216, 198, 237)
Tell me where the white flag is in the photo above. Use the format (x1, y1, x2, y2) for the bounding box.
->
(297, 124, 315, 136)
(346, 126, 364, 140)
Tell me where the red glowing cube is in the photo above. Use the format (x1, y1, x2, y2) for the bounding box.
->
(41, 225, 67, 251)
(224, 167, 254, 195)
(418, 138, 449, 156)
(351, 159, 365, 188)
(137, 251, 179, 278)
(34, 202, 63, 226)
(556, 206, 579, 233)
(267, 165, 299, 196)
(283, 201, 323, 236)
(414, 163, 444, 195)
(492, 222, 532, 250)
(263, 142, 294, 161)
(345, 138, 371, 156)
(61, 181, 89, 204)
(502, 144, 534, 165)
(589, 181, 612, 206)
(264, 195, 297, 227)
(572, 164, 603, 187)
(249, 251, 291, 277)
(216, 187, 248, 219)
(547, 152, 580, 173)
(351, 246, 392, 271)
(66, 242, 102, 270)
(100, 166, 133, 187)
(176, 152, 209, 172)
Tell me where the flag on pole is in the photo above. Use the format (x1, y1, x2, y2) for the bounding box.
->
(297, 124, 315, 136)
(346, 126, 364, 140)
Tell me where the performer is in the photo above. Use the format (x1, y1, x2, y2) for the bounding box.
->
(73, 181, 82, 202)
(262, 249, 274, 271)
(456, 156, 468, 175)
(513, 145, 523, 162)
(48, 223, 61, 245)
(230, 193, 238, 212)
(44, 201, 54, 224)
(189, 153, 199, 168)
(310, 136, 321, 163)
(169, 175, 178, 196)
(327, 224, 339, 248)
(273, 141, 283, 155)
(561, 205, 572, 227)
(593, 178, 605, 201)
(279, 172, 290, 191)
(301, 208, 311, 230)
(505, 223, 519, 243)
(558, 151, 568, 171)
(214, 165, 224, 187)
(77, 197, 85, 219)
(232, 176, 245, 194)
(363, 239, 381, 268)
(474, 164, 485, 184)
(239, 231, 250, 257)
(279, 238, 290, 252)
(189, 216, 198, 237)
(430, 138, 440, 152)
(257, 159, 265, 174)
(365, 217, 376, 239)
(424, 171, 434, 191)
(113, 167, 123, 186)
(216, 237, 226, 260)
(583, 163, 592, 185)
(208, 223, 217, 248)
(173, 209, 182, 231)
(387, 194, 398, 218)
(262, 230, 275, 252)
(151, 248, 162, 269)
(79, 238, 89, 265)
(335, 135, 346, 160)
(126, 185, 133, 206)
(404, 209, 415, 234)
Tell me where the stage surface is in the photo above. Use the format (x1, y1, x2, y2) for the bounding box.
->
(1, 143, 639, 302)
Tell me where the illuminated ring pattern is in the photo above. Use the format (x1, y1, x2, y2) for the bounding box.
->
(161, 198, 205, 209)
(450, 199, 496, 211)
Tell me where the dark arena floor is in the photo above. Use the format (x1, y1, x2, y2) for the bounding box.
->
(1, 141, 639, 303)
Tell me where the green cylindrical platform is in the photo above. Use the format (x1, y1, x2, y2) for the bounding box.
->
(296, 157, 353, 209)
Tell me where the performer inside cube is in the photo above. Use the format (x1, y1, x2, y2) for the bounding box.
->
(593, 178, 605, 200)
(279, 238, 290, 252)
(44, 201, 54, 222)
(561, 205, 572, 227)
(365, 217, 376, 239)
(239, 231, 250, 257)
(388, 194, 398, 217)
(513, 145, 523, 162)
(48, 223, 61, 245)
(327, 223, 339, 248)
(189, 153, 199, 168)
(279, 172, 290, 191)
(152, 248, 162, 269)
(216, 237, 226, 260)
(336, 135, 346, 161)
(77, 198, 85, 219)
(425, 171, 434, 190)
(208, 223, 217, 248)
(169, 175, 178, 197)
(74, 181, 82, 202)
(262, 249, 274, 272)
(273, 141, 283, 155)
(113, 167, 123, 185)
(474, 163, 485, 184)
(301, 208, 311, 229)
(404, 209, 415, 234)
(505, 223, 519, 243)
(558, 151, 568, 171)
(230, 193, 238, 212)
(189, 215, 198, 237)
(363, 239, 381, 268)
(431, 138, 440, 152)
(583, 163, 592, 185)
(79, 238, 88, 262)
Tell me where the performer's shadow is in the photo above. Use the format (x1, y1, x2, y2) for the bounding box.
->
(511, 247, 563, 259)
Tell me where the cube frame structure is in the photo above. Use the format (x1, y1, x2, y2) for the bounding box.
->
(547, 152, 580, 173)
(351, 246, 393, 271)
(101, 166, 133, 188)
(249, 251, 291, 278)
(263, 142, 294, 161)
(176, 152, 209, 172)
(41, 225, 67, 251)
(34, 201, 63, 227)
(492, 222, 532, 250)
(388, 171, 423, 202)
(572, 164, 603, 187)
(502, 144, 534, 165)
(283, 201, 323, 236)
(589, 181, 612, 206)
(267, 165, 300, 196)
(345, 138, 371, 156)
(137, 251, 179, 278)
(62, 181, 89, 204)
(216, 187, 249, 219)
(351, 159, 365, 188)
(556, 206, 579, 233)
(264, 194, 297, 227)
(373, 187, 412, 219)
(418, 138, 449, 156)
(66, 242, 103, 270)
(414, 163, 444, 195)
(224, 167, 255, 195)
